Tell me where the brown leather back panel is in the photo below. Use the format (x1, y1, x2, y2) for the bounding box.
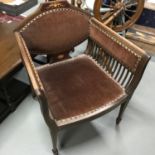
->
(20, 8, 90, 55)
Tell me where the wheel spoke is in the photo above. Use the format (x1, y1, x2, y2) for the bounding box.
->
(101, 11, 114, 20)
(125, 0, 135, 4)
(124, 12, 132, 19)
(125, 8, 136, 13)
(125, 2, 138, 8)
(102, 3, 112, 8)
(93, 0, 144, 32)
(100, 8, 114, 13)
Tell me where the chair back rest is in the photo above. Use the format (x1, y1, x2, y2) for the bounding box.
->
(17, 1, 90, 55)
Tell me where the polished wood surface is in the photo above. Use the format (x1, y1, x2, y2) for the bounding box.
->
(0, 22, 21, 79)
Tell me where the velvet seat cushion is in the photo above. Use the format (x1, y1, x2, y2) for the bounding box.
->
(37, 54, 126, 125)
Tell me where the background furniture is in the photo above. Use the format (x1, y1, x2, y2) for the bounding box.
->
(126, 1, 155, 56)
(93, 0, 145, 32)
(0, 0, 38, 16)
(70, 0, 145, 32)
(0, 21, 29, 122)
(126, 24, 155, 56)
(15, 1, 150, 155)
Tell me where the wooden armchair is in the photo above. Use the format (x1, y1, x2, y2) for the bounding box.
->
(15, 1, 150, 155)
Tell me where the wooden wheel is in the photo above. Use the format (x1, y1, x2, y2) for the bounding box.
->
(93, 0, 144, 32)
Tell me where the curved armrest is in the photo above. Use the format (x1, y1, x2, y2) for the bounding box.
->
(15, 32, 43, 97)
(15, 32, 55, 124)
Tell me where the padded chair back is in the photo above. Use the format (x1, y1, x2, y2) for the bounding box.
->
(18, 1, 90, 55)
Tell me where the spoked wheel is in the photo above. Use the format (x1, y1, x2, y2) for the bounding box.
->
(93, 0, 144, 32)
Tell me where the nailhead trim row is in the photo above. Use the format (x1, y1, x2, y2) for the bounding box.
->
(89, 20, 142, 72)
(57, 92, 125, 126)
(20, 8, 89, 33)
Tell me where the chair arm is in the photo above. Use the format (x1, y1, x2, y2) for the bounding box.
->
(88, 18, 150, 94)
(89, 18, 149, 72)
(15, 32, 43, 97)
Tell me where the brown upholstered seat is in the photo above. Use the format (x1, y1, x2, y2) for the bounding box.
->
(37, 54, 126, 125)
(15, 1, 150, 155)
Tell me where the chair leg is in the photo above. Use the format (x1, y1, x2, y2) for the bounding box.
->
(50, 128, 58, 155)
(31, 89, 36, 99)
(116, 100, 130, 125)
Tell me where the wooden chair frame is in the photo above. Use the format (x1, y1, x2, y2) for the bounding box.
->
(15, 1, 150, 155)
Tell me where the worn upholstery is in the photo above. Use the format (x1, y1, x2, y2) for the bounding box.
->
(37, 54, 126, 122)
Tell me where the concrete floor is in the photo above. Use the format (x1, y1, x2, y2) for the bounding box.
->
(0, 57, 155, 155)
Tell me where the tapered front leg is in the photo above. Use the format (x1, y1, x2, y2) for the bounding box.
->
(116, 99, 130, 125)
(50, 128, 58, 155)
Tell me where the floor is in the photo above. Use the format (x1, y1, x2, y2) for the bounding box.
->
(0, 55, 155, 155)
